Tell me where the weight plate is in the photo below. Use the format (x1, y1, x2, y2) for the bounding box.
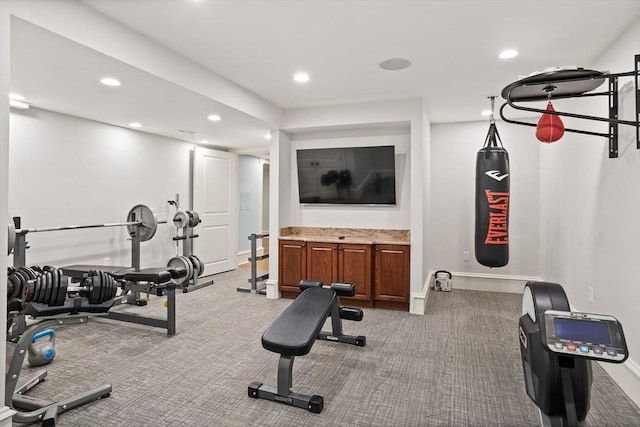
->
(24, 280, 35, 302)
(56, 274, 68, 306)
(7, 266, 15, 276)
(179, 256, 193, 283)
(109, 275, 116, 300)
(8, 217, 15, 256)
(47, 269, 57, 306)
(188, 256, 200, 280)
(99, 271, 107, 303)
(191, 211, 200, 227)
(186, 210, 201, 228)
(173, 211, 189, 229)
(34, 273, 43, 303)
(6, 277, 13, 298)
(13, 270, 28, 299)
(167, 256, 189, 285)
(193, 255, 205, 277)
(44, 272, 52, 304)
(127, 204, 158, 242)
(33, 275, 42, 302)
(18, 266, 36, 280)
(9, 274, 21, 299)
(90, 274, 101, 304)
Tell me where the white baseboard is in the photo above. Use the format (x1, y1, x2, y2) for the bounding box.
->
(410, 274, 433, 315)
(446, 271, 541, 294)
(598, 357, 640, 408)
(265, 279, 280, 299)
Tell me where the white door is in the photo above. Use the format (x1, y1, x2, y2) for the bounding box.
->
(193, 147, 238, 275)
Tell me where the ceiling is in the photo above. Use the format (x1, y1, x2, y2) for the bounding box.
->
(10, 0, 640, 155)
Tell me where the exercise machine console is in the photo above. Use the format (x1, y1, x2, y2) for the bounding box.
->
(519, 282, 628, 427)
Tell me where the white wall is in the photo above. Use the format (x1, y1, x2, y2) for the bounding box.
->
(9, 108, 192, 269)
(0, 0, 11, 416)
(430, 120, 541, 278)
(539, 21, 640, 404)
(289, 128, 411, 229)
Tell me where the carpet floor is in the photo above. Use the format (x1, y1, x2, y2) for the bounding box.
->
(9, 269, 640, 426)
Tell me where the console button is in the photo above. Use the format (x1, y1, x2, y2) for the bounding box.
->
(567, 343, 577, 351)
(554, 342, 564, 350)
(606, 349, 617, 357)
(580, 345, 589, 353)
(593, 347, 604, 355)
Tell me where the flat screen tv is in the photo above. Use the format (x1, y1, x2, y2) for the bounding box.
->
(296, 145, 396, 205)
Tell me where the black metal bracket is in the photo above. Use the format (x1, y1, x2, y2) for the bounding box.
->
(499, 54, 640, 159)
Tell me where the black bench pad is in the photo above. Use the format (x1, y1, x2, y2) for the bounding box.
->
(61, 265, 133, 279)
(123, 267, 175, 284)
(262, 287, 336, 357)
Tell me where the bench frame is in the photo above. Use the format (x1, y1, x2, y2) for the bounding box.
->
(249, 285, 366, 413)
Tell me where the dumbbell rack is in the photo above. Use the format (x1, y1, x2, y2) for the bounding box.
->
(172, 220, 214, 293)
(236, 232, 269, 295)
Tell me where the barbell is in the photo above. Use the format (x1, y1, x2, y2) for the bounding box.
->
(7, 204, 165, 256)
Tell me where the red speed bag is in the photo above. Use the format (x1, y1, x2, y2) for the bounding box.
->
(536, 102, 565, 143)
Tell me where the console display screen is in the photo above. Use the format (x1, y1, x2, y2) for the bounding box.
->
(554, 318, 611, 345)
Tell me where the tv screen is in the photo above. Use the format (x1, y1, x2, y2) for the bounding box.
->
(296, 145, 396, 205)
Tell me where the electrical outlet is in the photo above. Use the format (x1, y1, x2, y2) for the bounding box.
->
(463, 251, 470, 261)
(588, 286, 594, 304)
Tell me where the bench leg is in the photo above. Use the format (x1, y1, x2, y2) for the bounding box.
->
(248, 355, 324, 413)
(317, 300, 366, 346)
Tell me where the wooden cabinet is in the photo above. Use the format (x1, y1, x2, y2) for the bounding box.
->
(374, 244, 410, 311)
(306, 242, 338, 286)
(278, 240, 306, 297)
(305, 242, 373, 306)
(278, 238, 408, 311)
(338, 243, 372, 305)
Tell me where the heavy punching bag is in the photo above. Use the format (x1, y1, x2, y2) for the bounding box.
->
(475, 121, 510, 267)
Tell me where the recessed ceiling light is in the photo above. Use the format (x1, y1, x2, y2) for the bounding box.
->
(379, 58, 411, 71)
(9, 93, 25, 101)
(200, 139, 209, 144)
(481, 110, 492, 116)
(207, 114, 221, 122)
(100, 77, 122, 87)
(265, 133, 272, 140)
(129, 122, 142, 128)
(294, 72, 310, 83)
(499, 49, 519, 59)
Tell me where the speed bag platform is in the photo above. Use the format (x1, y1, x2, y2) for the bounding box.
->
(475, 122, 510, 267)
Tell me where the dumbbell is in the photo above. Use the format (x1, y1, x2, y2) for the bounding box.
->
(66, 270, 118, 304)
(185, 210, 201, 227)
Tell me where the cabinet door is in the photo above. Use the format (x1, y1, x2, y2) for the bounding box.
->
(374, 244, 410, 305)
(338, 243, 372, 302)
(278, 240, 306, 294)
(306, 242, 338, 286)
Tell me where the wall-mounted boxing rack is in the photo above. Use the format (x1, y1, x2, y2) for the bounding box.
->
(499, 54, 640, 159)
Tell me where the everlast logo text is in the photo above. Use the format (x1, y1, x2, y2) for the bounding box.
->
(484, 190, 509, 245)
(274, 395, 293, 405)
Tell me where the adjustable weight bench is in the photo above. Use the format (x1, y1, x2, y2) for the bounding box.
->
(248, 281, 366, 413)
(61, 265, 187, 336)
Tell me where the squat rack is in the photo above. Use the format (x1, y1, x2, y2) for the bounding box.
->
(499, 54, 640, 159)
